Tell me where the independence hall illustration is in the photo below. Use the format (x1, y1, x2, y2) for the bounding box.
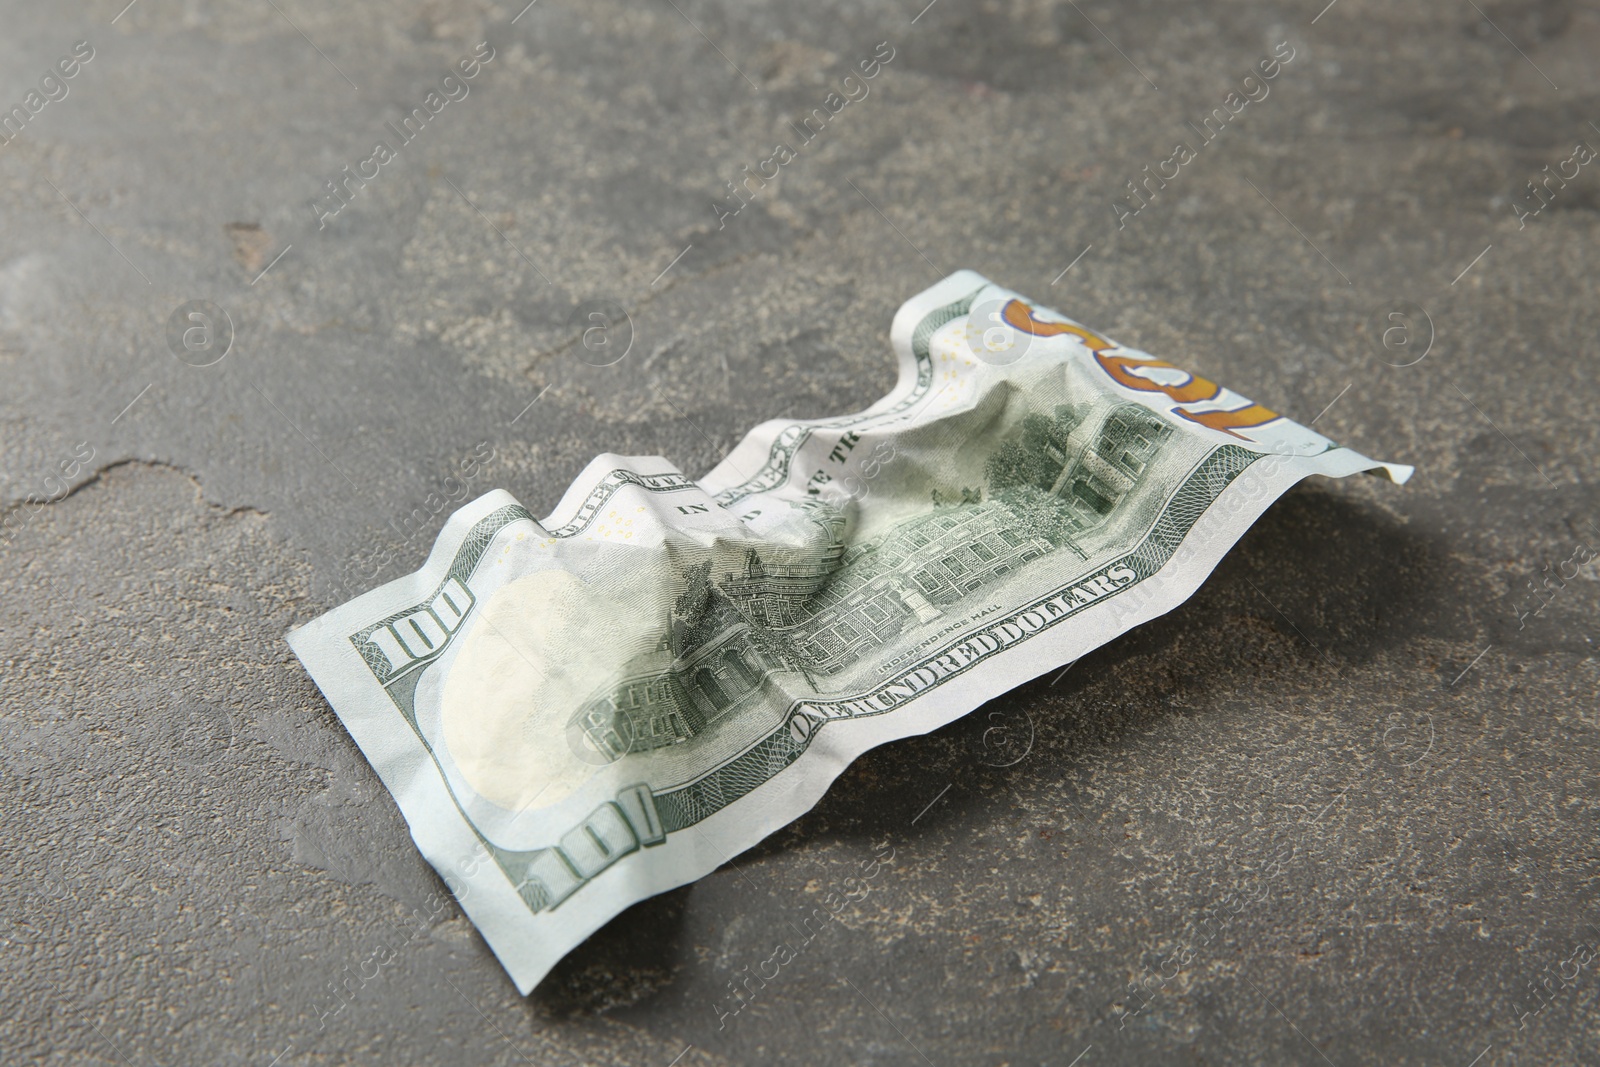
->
(568, 402, 1173, 762)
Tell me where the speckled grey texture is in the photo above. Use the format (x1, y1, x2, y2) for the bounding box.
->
(1, 1, 1597, 1064)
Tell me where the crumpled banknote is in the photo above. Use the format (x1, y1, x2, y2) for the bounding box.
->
(288, 270, 1410, 992)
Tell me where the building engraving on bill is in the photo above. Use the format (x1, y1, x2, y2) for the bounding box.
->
(570, 401, 1175, 762)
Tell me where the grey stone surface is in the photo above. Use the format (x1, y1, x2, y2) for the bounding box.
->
(2, 0, 1597, 1063)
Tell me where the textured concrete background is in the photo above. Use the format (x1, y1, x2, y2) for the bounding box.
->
(2, 0, 1597, 1064)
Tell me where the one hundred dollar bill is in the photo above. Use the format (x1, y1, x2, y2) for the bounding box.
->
(287, 270, 1411, 992)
